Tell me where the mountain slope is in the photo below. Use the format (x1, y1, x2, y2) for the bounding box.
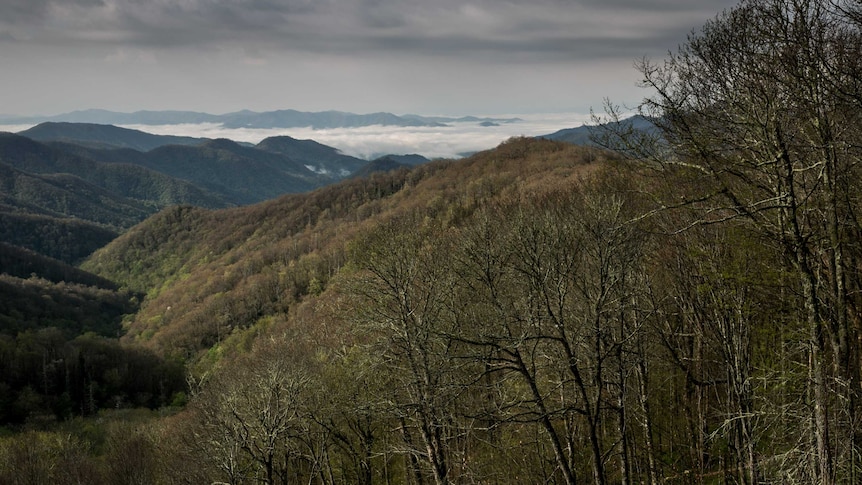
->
(541, 115, 657, 145)
(0, 133, 230, 210)
(374, 153, 429, 166)
(0, 211, 118, 264)
(82, 138, 612, 360)
(0, 161, 154, 229)
(0, 128, 389, 266)
(255, 135, 367, 176)
(0, 134, 219, 263)
(3, 130, 347, 208)
(142, 139, 325, 204)
(351, 157, 411, 178)
(19, 122, 207, 151)
(0, 241, 118, 289)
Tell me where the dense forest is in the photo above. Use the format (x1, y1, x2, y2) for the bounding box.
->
(2, 0, 862, 483)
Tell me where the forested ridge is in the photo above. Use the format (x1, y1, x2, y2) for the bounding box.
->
(19, 122, 207, 151)
(0, 128, 370, 264)
(3, 0, 862, 483)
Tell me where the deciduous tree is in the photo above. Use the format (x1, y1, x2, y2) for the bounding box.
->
(601, 0, 862, 481)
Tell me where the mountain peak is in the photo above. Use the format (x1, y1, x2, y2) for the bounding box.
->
(3, 108, 491, 130)
(19, 122, 207, 151)
(202, 138, 243, 151)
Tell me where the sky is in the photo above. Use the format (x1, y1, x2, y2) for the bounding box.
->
(0, 0, 740, 118)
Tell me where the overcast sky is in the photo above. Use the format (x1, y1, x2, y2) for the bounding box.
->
(1, 0, 739, 117)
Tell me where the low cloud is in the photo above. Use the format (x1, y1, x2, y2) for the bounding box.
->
(117, 112, 594, 159)
(2, 113, 594, 160)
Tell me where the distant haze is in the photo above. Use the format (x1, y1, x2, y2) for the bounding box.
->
(3, 112, 595, 159)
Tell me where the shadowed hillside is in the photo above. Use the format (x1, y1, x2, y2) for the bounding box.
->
(83, 137, 607, 359)
(18, 122, 206, 151)
(0, 161, 154, 229)
(255, 135, 367, 175)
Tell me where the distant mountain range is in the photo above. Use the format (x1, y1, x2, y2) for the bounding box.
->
(0, 113, 658, 266)
(349, 154, 429, 179)
(1, 109, 523, 130)
(0, 122, 430, 263)
(540, 115, 657, 146)
(20, 122, 206, 151)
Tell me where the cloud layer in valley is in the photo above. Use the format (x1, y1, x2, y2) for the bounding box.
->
(119, 112, 595, 159)
(1, 112, 594, 160)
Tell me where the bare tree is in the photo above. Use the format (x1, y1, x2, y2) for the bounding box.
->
(349, 213, 471, 485)
(654, 222, 775, 484)
(191, 342, 310, 485)
(599, 1, 862, 481)
(452, 184, 652, 485)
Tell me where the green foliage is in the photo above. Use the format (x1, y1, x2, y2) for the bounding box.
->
(0, 160, 155, 230)
(11, 102, 862, 483)
(0, 241, 186, 429)
(0, 408, 186, 485)
(0, 274, 132, 337)
(0, 242, 118, 286)
(0, 213, 118, 265)
(0, 327, 186, 426)
(81, 164, 455, 363)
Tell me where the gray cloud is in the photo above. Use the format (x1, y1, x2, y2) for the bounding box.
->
(0, 0, 103, 23)
(1, 0, 734, 57)
(0, 0, 740, 116)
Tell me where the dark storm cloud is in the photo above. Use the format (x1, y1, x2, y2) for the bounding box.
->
(0, 0, 740, 116)
(0, 0, 736, 59)
(0, 0, 104, 22)
(576, 0, 721, 12)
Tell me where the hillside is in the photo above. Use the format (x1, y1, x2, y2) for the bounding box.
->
(541, 114, 657, 145)
(0, 211, 118, 264)
(83, 137, 606, 359)
(7, 132, 860, 483)
(0, 241, 118, 288)
(0, 129, 377, 268)
(142, 139, 326, 204)
(72, 138, 640, 483)
(255, 135, 367, 175)
(373, 153, 430, 166)
(0, 161, 154, 229)
(46, 145, 231, 209)
(7, 129, 361, 206)
(350, 157, 411, 178)
(0, 132, 233, 269)
(3, 133, 504, 431)
(0, 133, 230, 212)
(19, 122, 207, 151)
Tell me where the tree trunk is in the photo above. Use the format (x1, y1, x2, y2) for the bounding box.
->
(399, 417, 426, 485)
(636, 357, 659, 485)
(516, 351, 578, 485)
(799, 258, 834, 485)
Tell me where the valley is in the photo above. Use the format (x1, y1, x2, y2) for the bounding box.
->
(1, 61, 861, 483)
